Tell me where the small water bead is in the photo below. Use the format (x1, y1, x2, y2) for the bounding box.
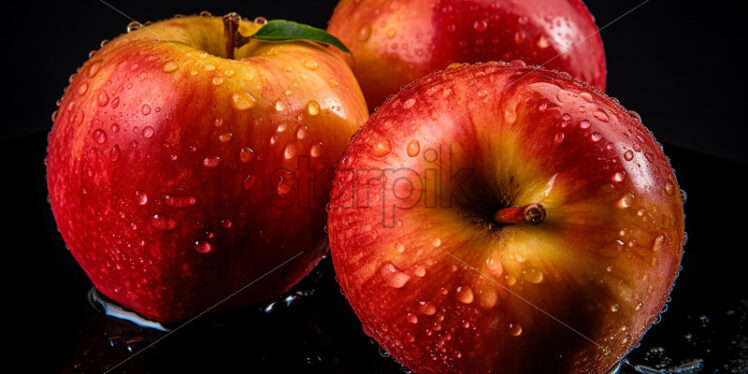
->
(395, 242, 406, 253)
(307, 101, 320, 116)
(165, 194, 196, 207)
(617, 193, 634, 209)
(254, 16, 268, 25)
(141, 104, 151, 115)
(151, 213, 178, 230)
(93, 129, 107, 144)
(665, 182, 675, 195)
(381, 262, 411, 288)
(579, 120, 590, 129)
(407, 140, 420, 157)
(221, 219, 233, 228)
(284, 144, 297, 159)
(456, 286, 474, 304)
(162, 61, 178, 72)
(403, 98, 416, 109)
(204, 64, 216, 72)
(417, 301, 437, 316)
(276, 123, 287, 133)
(109, 145, 120, 161)
(212, 77, 224, 86)
(78, 83, 89, 95)
(473, 19, 488, 32)
(514, 31, 526, 44)
(554, 132, 565, 145)
(194, 240, 214, 254)
(142, 126, 154, 138)
(135, 190, 148, 205)
(242, 174, 256, 190)
(536, 36, 549, 48)
(126, 21, 143, 32)
(372, 139, 392, 156)
(652, 235, 665, 252)
(590, 132, 602, 142)
(509, 323, 523, 336)
(275, 100, 286, 112)
(407, 313, 418, 324)
(231, 92, 256, 110)
(612, 171, 625, 183)
(523, 268, 544, 284)
(203, 156, 221, 168)
(296, 127, 307, 140)
(610, 304, 620, 312)
(580, 92, 593, 102)
(413, 265, 426, 277)
(218, 133, 232, 143)
(310, 142, 323, 158)
(358, 24, 372, 41)
(593, 109, 610, 122)
(624, 150, 634, 161)
(199, 52, 208, 58)
(96, 90, 109, 106)
(504, 108, 517, 124)
(432, 237, 442, 247)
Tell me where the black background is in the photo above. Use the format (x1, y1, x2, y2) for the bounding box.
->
(4, 1, 748, 373)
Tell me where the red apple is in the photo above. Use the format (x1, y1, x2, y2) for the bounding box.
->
(47, 14, 368, 323)
(328, 0, 607, 110)
(327, 62, 684, 373)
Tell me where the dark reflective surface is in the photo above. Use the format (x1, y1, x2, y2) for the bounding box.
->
(6, 132, 748, 373)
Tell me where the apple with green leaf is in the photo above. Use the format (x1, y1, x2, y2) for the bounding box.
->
(47, 13, 368, 323)
(327, 62, 684, 373)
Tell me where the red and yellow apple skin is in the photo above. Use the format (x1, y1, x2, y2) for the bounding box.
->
(327, 63, 683, 373)
(46, 16, 368, 323)
(328, 0, 607, 110)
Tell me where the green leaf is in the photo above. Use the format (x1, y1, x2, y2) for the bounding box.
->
(252, 19, 351, 54)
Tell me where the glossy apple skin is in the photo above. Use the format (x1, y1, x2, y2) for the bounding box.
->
(47, 16, 368, 323)
(328, 63, 683, 373)
(328, 0, 607, 110)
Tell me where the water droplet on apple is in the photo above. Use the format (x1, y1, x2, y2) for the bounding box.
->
(141, 104, 151, 115)
(380, 262, 411, 288)
(432, 237, 442, 247)
(579, 120, 590, 129)
(212, 77, 224, 86)
(407, 140, 420, 157)
(275, 100, 286, 112)
(652, 234, 665, 252)
(554, 132, 565, 145)
(407, 313, 418, 324)
(310, 142, 323, 158)
(523, 268, 544, 284)
(472, 18, 489, 32)
(151, 213, 178, 230)
(303, 59, 319, 70)
(514, 31, 526, 44)
(372, 139, 391, 156)
(203, 156, 221, 168)
(96, 90, 109, 106)
(162, 61, 178, 72)
(612, 171, 625, 183)
(509, 323, 523, 336)
(456, 286, 474, 304)
(193, 240, 214, 254)
(254, 16, 268, 25)
(610, 304, 620, 312)
(218, 133, 232, 143)
(109, 145, 120, 161)
(239, 147, 255, 162)
(221, 219, 233, 228)
(617, 193, 634, 209)
(78, 82, 89, 95)
(164, 194, 196, 208)
(665, 182, 674, 195)
(593, 109, 610, 122)
(417, 301, 436, 315)
(134, 190, 148, 205)
(536, 36, 549, 48)
(395, 242, 405, 253)
(242, 174, 256, 190)
(142, 126, 154, 138)
(403, 98, 416, 109)
(284, 143, 297, 160)
(624, 150, 634, 161)
(580, 92, 594, 102)
(590, 132, 602, 142)
(93, 129, 107, 144)
(307, 101, 320, 116)
(358, 23, 372, 41)
(504, 108, 517, 124)
(231, 92, 256, 110)
(296, 127, 307, 140)
(126, 21, 142, 32)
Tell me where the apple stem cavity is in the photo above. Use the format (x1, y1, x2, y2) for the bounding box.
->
(494, 203, 546, 226)
(223, 12, 250, 59)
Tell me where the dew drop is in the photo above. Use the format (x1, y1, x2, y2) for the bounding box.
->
(78, 83, 89, 95)
(610, 304, 620, 312)
(218, 133, 232, 143)
(593, 109, 610, 122)
(126, 21, 142, 32)
(239, 147, 255, 163)
(142, 126, 154, 138)
(579, 120, 590, 129)
(97, 90, 110, 106)
(203, 156, 221, 168)
(456, 286, 474, 304)
(514, 31, 526, 44)
(624, 150, 634, 161)
(93, 129, 107, 144)
(652, 234, 665, 252)
(536, 36, 549, 48)
(407, 313, 418, 324)
(473, 19, 488, 32)
(358, 24, 372, 41)
(307, 101, 320, 116)
(372, 139, 391, 157)
(135, 190, 148, 205)
(254, 16, 268, 25)
(554, 132, 565, 145)
(212, 77, 224, 86)
(165, 194, 196, 208)
(303, 59, 319, 70)
(310, 142, 323, 158)
(407, 140, 420, 157)
(275, 100, 286, 112)
(296, 127, 307, 140)
(617, 193, 634, 209)
(523, 268, 544, 284)
(231, 92, 256, 110)
(590, 132, 602, 142)
(509, 323, 523, 336)
(162, 61, 178, 72)
(141, 104, 151, 115)
(193, 240, 214, 254)
(432, 237, 442, 247)
(109, 145, 120, 162)
(665, 182, 674, 195)
(151, 213, 178, 230)
(403, 98, 416, 109)
(612, 171, 625, 183)
(242, 174, 256, 190)
(395, 242, 405, 253)
(284, 143, 297, 160)
(221, 219, 233, 228)
(417, 301, 436, 315)
(380, 262, 411, 288)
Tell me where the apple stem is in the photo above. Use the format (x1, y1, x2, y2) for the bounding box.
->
(494, 203, 546, 225)
(222, 12, 251, 59)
